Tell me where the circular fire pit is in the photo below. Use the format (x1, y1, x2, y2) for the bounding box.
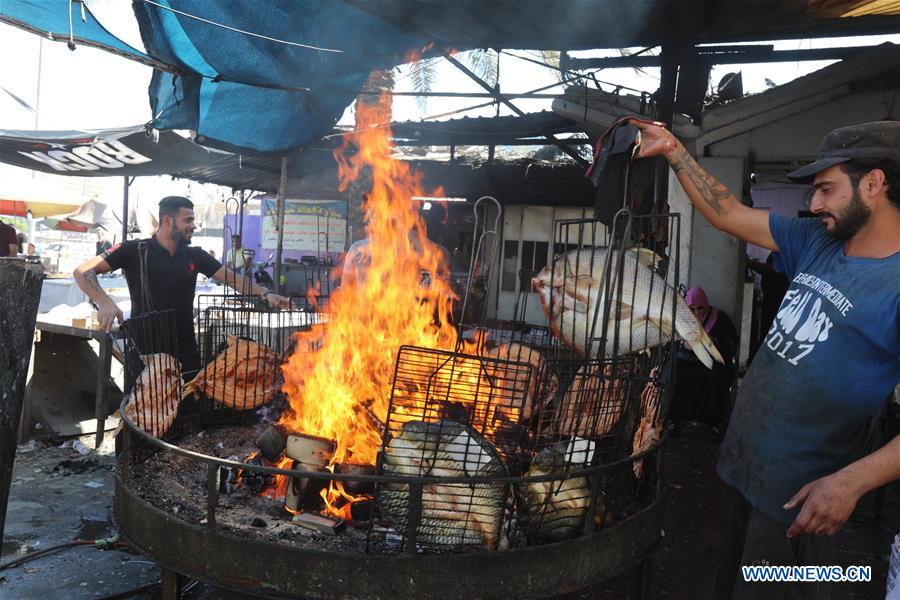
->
(114, 421, 665, 600)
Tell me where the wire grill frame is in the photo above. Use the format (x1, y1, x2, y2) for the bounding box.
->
(192, 298, 321, 424)
(120, 310, 183, 440)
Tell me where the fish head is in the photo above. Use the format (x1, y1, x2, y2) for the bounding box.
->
(530, 443, 569, 475)
(531, 264, 555, 292)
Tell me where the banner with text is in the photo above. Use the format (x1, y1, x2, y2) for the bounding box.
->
(261, 198, 347, 253)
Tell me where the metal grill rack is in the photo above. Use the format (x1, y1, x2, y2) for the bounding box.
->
(119, 310, 183, 440)
(287, 264, 335, 312)
(193, 294, 319, 423)
(116, 209, 680, 596)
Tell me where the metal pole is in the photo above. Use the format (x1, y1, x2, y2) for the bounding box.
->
(274, 157, 288, 294)
(653, 43, 681, 214)
(238, 189, 245, 239)
(0, 258, 43, 542)
(122, 176, 130, 243)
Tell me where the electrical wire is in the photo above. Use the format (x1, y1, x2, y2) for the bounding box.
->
(140, 0, 343, 53)
(0, 535, 125, 571)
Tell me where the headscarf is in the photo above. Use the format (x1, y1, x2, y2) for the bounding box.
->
(685, 286, 718, 334)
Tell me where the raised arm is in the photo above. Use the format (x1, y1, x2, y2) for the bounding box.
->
(631, 120, 779, 252)
(73, 255, 122, 332)
(210, 266, 290, 309)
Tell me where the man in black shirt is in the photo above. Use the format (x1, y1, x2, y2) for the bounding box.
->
(74, 196, 289, 377)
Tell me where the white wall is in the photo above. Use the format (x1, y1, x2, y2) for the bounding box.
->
(685, 157, 748, 328)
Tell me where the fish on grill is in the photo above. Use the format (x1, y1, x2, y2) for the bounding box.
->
(123, 353, 182, 438)
(632, 368, 663, 479)
(183, 335, 282, 410)
(483, 342, 558, 422)
(378, 420, 508, 550)
(516, 438, 595, 542)
(532, 247, 723, 368)
(554, 363, 627, 438)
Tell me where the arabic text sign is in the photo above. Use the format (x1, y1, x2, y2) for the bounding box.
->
(261, 198, 346, 253)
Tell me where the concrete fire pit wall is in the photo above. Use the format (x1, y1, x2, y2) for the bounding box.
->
(0, 257, 44, 541)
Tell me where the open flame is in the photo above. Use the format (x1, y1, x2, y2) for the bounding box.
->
(280, 90, 464, 519)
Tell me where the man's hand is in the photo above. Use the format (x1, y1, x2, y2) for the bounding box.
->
(784, 471, 862, 537)
(97, 299, 124, 333)
(629, 119, 678, 160)
(264, 292, 291, 310)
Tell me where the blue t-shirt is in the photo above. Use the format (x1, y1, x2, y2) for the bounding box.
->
(718, 213, 900, 525)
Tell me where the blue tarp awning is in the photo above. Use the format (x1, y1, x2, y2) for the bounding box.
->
(1, 0, 433, 155)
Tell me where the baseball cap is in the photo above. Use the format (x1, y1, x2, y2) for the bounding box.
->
(787, 121, 900, 183)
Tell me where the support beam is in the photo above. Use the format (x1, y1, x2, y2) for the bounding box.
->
(653, 43, 681, 215)
(273, 157, 288, 295)
(565, 45, 879, 70)
(444, 53, 589, 168)
(238, 189, 245, 239)
(121, 176, 132, 244)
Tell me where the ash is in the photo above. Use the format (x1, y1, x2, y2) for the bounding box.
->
(125, 424, 375, 554)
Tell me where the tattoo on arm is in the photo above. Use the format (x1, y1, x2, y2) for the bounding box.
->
(83, 270, 103, 293)
(671, 146, 732, 215)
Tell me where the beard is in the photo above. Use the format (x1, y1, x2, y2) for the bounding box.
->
(823, 186, 871, 241)
(170, 225, 192, 247)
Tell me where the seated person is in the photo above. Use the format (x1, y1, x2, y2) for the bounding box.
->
(671, 286, 739, 432)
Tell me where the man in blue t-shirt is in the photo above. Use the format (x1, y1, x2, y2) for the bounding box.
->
(633, 119, 900, 599)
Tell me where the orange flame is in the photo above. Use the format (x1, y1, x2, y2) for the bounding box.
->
(279, 91, 463, 517)
(260, 455, 294, 501)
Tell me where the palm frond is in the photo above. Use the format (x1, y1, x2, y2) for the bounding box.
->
(539, 50, 562, 82)
(408, 57, 439, 115)
(460, 49, 499, 87)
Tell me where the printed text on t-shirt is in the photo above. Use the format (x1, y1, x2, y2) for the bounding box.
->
(765, 273, 850, 365)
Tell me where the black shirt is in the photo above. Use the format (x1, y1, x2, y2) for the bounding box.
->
(102, 236, 220, 345)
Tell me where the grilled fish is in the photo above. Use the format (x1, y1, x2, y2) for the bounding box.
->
(379, 420, 508, 550)
(483, 342, 558, 422)
(532, 247, 723, 368)
(123, 353, 181, 438)
(516, 438, 595, 542)
(554, 363, 627, 438)
(183, 335, 282, 410)
(632, 368, 663, 479)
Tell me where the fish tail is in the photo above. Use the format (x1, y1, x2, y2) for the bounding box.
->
(686, 328, 724, 369)
(181, 379, 197, 401)
(650, 314, 723, 369)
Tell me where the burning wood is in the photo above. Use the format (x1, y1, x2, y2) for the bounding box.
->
(291, 512, 346, 535)
(183, 335, 281, 410)
(254, 424, 288, 463)
(239, 453, 277, 495)
(284, 433, 335, 465)
(283, 434, 336, 513)
(335, 463, 375, 496)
